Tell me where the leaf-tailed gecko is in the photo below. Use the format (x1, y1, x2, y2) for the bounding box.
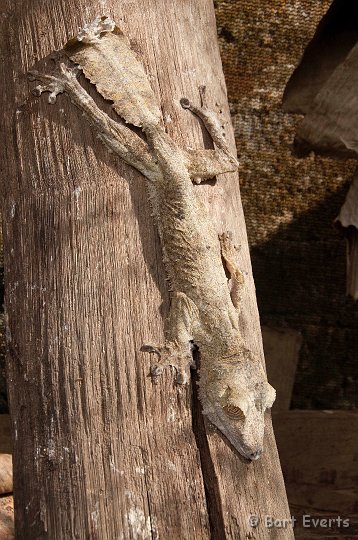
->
(30, 16, 276, 460)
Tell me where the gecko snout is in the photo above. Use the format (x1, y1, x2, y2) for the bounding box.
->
(248, 448, 262, 461)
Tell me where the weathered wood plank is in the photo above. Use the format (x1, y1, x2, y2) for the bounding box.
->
(0, 1, 291, 538)
(0, 417, 11, 455)
(274, 411, 358, 515)
(336, 170, 358, 300)
(292, 504, 357, 539)
(262, 326, 302, 410)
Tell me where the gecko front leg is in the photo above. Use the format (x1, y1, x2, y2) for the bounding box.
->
(29, 64, 160, 182)
(142, 292, 198, 384)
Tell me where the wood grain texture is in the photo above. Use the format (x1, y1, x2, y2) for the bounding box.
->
(292, 504, 357, 540)
(262, 327, 302, 411)
(337, 171, 358, 300)
(274, 410, 358, 516)
(0, 1, 291, 538)
(0, 417, 11, 454)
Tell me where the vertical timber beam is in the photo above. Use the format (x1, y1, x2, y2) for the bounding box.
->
(0, 1, 293, 538)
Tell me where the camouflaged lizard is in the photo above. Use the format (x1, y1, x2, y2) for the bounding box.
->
(30, 17, 276, 460)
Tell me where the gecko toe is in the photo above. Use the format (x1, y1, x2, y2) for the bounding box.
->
(180, 97, 191, 109)
(174, 368, 188, 385)
(143, 341, 193, 385)
(141, 344, 161, 356)
(150, 364, 164, 379)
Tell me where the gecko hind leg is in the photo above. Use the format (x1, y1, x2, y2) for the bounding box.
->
(142, 292, 198, 384)
(219, 231, 245, 312)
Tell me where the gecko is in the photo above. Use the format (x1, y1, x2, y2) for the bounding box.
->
(29, 16, 276, 461)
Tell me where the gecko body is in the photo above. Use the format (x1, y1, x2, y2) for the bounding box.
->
(30, 17, 276, 460)
(143, 122, 275, 461)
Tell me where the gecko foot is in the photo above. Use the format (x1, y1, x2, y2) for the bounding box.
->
(141, 342, 195, 385)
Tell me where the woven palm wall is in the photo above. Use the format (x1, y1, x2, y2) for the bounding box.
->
(215, 0, 357, 409)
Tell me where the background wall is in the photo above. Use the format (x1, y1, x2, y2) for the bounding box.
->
(215, 0, 357, 409)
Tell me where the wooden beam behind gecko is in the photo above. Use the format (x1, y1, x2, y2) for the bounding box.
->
(29, 16, 276, 461)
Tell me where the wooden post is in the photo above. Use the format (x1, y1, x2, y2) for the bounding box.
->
(0, 1, 293, 538)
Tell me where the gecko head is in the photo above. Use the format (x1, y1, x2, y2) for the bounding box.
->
(200, 351, 276, 461)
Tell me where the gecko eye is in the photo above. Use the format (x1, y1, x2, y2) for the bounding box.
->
(221, 387, 249, 419)
(223, 404, 246, 420)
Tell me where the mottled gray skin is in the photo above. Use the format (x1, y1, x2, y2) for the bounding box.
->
(146, 124, 239, 346)
(30, 21, 276, 460)
(144, 125, 276, 460)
